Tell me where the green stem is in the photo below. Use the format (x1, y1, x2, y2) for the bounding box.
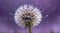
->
(27, 22, 32, 33)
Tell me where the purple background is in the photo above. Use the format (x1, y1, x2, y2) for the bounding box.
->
(0, 0, 60, 33)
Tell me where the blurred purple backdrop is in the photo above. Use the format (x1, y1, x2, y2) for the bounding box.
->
(0, 0, 60, 33)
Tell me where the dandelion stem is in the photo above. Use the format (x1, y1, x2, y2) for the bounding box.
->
(27, 21, 32, 33)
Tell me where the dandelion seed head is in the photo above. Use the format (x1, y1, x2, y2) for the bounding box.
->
(14, 5, 42, 28)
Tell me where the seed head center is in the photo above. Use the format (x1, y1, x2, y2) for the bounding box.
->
(21, 11, 35, 22)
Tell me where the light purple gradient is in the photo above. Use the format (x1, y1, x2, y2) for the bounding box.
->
(0, 0, 60, 33)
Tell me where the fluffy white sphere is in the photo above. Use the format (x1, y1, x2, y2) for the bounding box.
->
(14, 5, 42, 28)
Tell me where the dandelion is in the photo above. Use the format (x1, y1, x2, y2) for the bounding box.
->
(14, 5, 42, 33)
